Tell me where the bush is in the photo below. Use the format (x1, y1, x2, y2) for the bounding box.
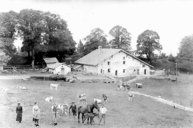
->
(177, 60, 193, 73)
(49, 75, 66, 81)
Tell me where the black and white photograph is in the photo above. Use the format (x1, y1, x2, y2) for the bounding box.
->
(0, 0, 193, 127)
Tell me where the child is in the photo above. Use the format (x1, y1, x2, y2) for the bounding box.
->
(99, 104, 107, 125)
(102, 94, 108, 103)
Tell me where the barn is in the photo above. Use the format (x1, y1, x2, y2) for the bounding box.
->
(75, 47, 153, 77)
(44, 57, 71, 75)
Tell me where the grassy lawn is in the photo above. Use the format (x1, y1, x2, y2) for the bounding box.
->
(132, 74, 193, 107)
(1, 73, 193, 128)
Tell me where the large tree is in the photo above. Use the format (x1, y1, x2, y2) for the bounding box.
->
(0, 11, 17, 57)
(17, 9, 75, 65)
(109, 25, 131, 51)
(136, 30, 162, 64)
(83, 28, 107, 55)
(77, 40, 84, 55)
(178, 35, 193, 61)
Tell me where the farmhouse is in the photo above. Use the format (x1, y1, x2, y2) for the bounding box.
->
(75, 47, 153, 77)
(44, 57, 71, 75)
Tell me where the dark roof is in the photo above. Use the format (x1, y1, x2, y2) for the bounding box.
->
(44, 57, 58, 64)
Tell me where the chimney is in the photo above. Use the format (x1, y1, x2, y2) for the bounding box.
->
(98, 46, 102, 54)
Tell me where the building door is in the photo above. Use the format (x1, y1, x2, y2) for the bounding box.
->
(144, 69, 146, 75)
(115, 70, 118, 76)
(61, 66, 65, 75)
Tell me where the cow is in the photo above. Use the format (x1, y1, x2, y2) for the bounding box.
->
(45, 96, 53, 103)
(127, 91, 134, 101)
(78, 93, 87, 103)
(50, 84, 59, 90)
(57, 104, 69, 116)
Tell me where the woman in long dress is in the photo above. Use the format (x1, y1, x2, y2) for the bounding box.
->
(32, 102, 40, 127)
(16, 103, 23, 123)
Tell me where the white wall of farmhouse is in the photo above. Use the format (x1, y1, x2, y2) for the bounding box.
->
(97, 51, 151, 77)
(83, 65, 98, 74)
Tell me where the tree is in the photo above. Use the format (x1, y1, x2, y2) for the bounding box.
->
(136, 30, 162, 64)
(109, 25, 131, 51)
(178, 35, 193, 61)
(77, 40, 84, 55)
(17, 9, 75, 65)
(0, 11, 17, 57)
(83, 28, 107, 55)
(177, 35, 193, 73)
(0, 50, 11, 64)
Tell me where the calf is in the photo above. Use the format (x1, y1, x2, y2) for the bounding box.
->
(83, 113, 99, 125)
(117, 85, 124, 91)
(50, 83, 59, 90)
(78, 93, 87, 103)
(102, 94, 108, 103)
(122, 82, 131, 91)
(45, 96, 53, 103)
(127, 91, 134, 101)
(136, 83, 143, 88)
(57, 104, 69, 116)
(0, 88, 8, 94)
(94, 98, 102, 104)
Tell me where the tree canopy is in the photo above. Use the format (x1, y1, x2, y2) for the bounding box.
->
(0, 11, 17, 57)
(0, 9, 76, 66)
(178, 35, 193, 61)
(136, 30, 162, 64)
(83, 28, 107, 55)
(109, 25, 131, 51)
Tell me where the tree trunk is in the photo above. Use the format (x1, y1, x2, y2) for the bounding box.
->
(31, 49, 35, 69)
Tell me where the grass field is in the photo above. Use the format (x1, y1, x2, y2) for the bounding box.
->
(1, 73, 193, 128)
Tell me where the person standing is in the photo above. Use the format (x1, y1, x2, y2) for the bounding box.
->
(32, 102, 40, 127)
(69, 102, 77, 118)
(16, 103, 23, 123)
(99, 104, 107, 125)
(52, 103, 58, 126)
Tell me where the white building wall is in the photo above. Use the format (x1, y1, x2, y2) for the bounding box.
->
(53, 64, 71, 75)
(97, 51, 151, 77)
(83, 65, 98, 74)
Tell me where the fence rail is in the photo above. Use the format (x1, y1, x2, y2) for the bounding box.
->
(3, 65, 43, 70)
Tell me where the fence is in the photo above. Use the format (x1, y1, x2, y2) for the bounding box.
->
(3, 65, 43, 70)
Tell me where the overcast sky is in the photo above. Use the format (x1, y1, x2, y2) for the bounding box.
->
(1, 0, 193, 55)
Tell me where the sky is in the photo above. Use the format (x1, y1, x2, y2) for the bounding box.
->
(1, 0, 193, 56)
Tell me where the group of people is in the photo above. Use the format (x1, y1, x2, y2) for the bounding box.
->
(15, 94, 108, 126)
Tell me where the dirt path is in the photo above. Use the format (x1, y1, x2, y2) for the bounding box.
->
(131, 91, 193, 113)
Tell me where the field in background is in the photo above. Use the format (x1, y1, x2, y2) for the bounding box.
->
(0, 73, 193, 128)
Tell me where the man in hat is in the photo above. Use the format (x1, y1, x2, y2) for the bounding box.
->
(69, 102, 77, 118)
(16, 103, 23, 123)
(99, 104, 107, 125)
(52, 103, 58, 126)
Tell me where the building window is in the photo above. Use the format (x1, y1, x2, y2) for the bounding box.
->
(101, 69, 103, 73)
(123, 57, 125, 59)
(123, 69, 125, 73)
(107, 61, 110, 65)
(137, 69, 139, 75)
(123, 61, 125, 64)
(108, 68, 110, 73)
(142, 64, 145, 67)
